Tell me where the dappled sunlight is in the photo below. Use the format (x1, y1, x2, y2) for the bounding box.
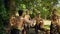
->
(43, 20, 51, 25)
(0, 0, 60, 34)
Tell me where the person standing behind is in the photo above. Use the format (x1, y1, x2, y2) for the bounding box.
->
(50, 9, 59, 34)
(23, 10, 31, 34)
(34, 13, 44, 34)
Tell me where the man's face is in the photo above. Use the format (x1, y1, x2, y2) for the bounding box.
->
(26, 11, 29, 15)
(53, 11, 57, 14)
(37, 14, 41, 18)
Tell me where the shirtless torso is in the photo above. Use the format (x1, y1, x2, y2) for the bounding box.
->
(16, 16, 24, 31)
(35, 17, 44, 28)
(10, 16, 24, 31)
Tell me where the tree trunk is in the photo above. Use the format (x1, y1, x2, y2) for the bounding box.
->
(4, 0, 16, 34)
(4, 0, 16, 17)
(9, 0, 16, 16)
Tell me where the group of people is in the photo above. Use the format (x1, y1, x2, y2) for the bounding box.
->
(10, 10, 46, 34)
(5, 9, 60, 34)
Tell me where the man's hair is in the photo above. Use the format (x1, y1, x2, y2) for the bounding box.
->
(36, 12, 41, 16)
(26, 10, 29, 13)
(52, 9, 57, 14)
(18, 10, 23, 16)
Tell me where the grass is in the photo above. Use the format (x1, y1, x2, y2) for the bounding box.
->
(44, 25, 50, 31)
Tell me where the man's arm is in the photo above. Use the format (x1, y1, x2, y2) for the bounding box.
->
(24, 15, 31, 23)
(40, 19, 44, 28)
(10, 17, 16, 26)
(24, 18, 31, 23)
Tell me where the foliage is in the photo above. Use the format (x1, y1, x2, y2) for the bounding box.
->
(0, 0, 9, 34)
(16, 0, 58, 19)
(0, 0, 59, 34)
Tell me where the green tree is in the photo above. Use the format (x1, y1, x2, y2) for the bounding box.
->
(16, 0, 58, 19)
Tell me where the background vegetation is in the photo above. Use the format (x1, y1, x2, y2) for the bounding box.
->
(0, 0, 60, 34)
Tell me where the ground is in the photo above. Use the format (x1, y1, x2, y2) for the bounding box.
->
(29, 20, 51, 34)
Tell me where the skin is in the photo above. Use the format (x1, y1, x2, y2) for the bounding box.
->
(57, 17, 60, 26)
(35, 14, 44, 28)
(50, 9, 60, 34)
(10, 15, 16, 27)
(24, 10, 30, 23)
(10, 15, 24, 30)
(23, 11, 31, 34)
(17, 16, 24, 30)
(51, 10, 59, 25)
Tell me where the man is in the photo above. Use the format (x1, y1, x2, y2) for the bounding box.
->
(50, 9, 59, 34)
(10, 10, 24, 34)
(23, 10, 31, 34)
(34, 13, 45, 34)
